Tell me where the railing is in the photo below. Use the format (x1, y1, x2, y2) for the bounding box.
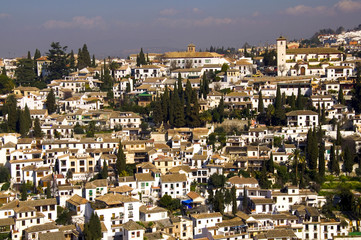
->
(248, 226, 274, 232)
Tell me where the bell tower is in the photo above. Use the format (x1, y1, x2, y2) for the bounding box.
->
(187, 43, 195, 53)
(277, 36, 287, 76)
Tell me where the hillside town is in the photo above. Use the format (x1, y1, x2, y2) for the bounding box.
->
(0, 32, 361, 240)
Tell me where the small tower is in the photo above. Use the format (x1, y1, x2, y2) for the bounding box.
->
(187, 43, 196, 53)
(277, 36, 287, 76)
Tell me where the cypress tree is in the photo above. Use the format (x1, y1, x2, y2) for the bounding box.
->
(338, 85, 345, 105)
(69, 50, 76, 71)
(153, 97, 163, 126)
(92, 55, 96, 67)
(33, 117, 42, 138)
(231, 186, 237, 215)
(177, 73, 183, 99)
(3, 95, 18, 132)
(46, 89, 57, 114)
(116, 141, 126, 175)
(242, 186, 248, 212)
(19, 110, 27, 137)
(289, 93, 296, 110)
(329, 144, 340, 175)
(169, 90, 175, 126)
(77, 48, 84, 69)
(189, 92, 201, 128)
(24, 105, 31, 131)
(84, 213, 102, 240)
(100, 160, 108, 179)
(258, 91, 264, 113)
(273, 86, 285, 125)
(81, 44, 91, 67)
(162, 86, 170, 123)
(336, 123, 342, 145)
(319, 143, 325, 177)
(267, 152, 274, 173)
(296, 86, 303, 110)
(218, 97, 225, 123)
(343, 146, 353, 175)
(173, 85, 185, 128)
(27, 51, 31, 60)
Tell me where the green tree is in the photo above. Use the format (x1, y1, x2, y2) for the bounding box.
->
(258, 91, 264, 113)
(100, 160, 108, 179)
(136, 48, 146, 67)
(296, 86, 303, 110)
(33, 117, 43, 138)
(343, 146, 353, 175)
(46, 42, 69, 81)
(83, 213, 102, 240)
(173, 85, 185, 127)
(3, 94, 18, 132)
(158, 194, 181, 212)
(116, 141, 126, 175)
(0, 166, 10, 183)
(0, 74, 14, 94)
(153, 97, 163, 126)
(273, 86, 285, 126)
(221, 63, 229, 72)
(306, 128, 318, 171)
(33, 49, 41, 76)
(318, 143, 325, 178)
(46, 183, 52, 198)
(242, 186, 248, 212)
(231, 185, 237, 215)
(86, 121, 96, 137)
(69, 50, 76, 71)
(81, 44, 91, 67)
(46, 89, 57, 114)
(336, 123, 342, 145)
(73, 122, 84, 134)
(15, 58, 35, 86)
(267, 152, 274, 173)
(338, 86, 345, 105)
(329, 144, 340, 175)
(100, 60, 113, 92)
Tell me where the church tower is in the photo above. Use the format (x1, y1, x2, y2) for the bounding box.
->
(187, 43, 196, 53)
(277, 36, 287, 76)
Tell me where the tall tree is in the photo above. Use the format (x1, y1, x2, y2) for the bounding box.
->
(69, 50, 76, 72)
(258, 90, 264, 113)
(100, 60, 113, 92)
(100, 160, 108, 179)
(336, 123, 342, 145)
(15, 58, 35, 86)
(0, 73, 14, 94)
(46, 89, 57, 114)
(352, 63, 361, 113)
(81, 44, 91, 67)
(33, 117, 42, 138)
(136, 48, 146, 66)
(231, 186, 237, 215)
(318, 143, 325, 178)
(33, 49, 41, 76)
(116, 141, 126, 175)
(273, 86, 285, 125)
(92, 55, 96, 67)
(338, 86, 345, 105)
(3, 95, 18, 132)
(173, 85, 185, 128)
(242, 186, 248, 212)
(218, 97, 225, 123)
(296, 86, 303, 110)
(46, 42, 69, 81)
(329, 144, 340, 175)
(83, 213, 102, 240)
(343, 146, 353, 175)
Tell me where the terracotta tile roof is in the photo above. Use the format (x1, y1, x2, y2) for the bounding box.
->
(38, 231, 65, 240)
(96, 193, 139, 205)
(191, 212, 222, 219)
(227, 176, 259, 185)
(286, 110, 318, 116)
(25, 222, 58, 233)
(160, 173, 187, 183)
(122, 220, 145, 231)
(66, 194, 88, 206)
(139, 205, 167, 214)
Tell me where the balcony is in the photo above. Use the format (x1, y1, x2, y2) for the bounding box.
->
(248, 226, 274, 232)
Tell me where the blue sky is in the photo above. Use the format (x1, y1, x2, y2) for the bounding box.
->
(1, 0, 361, 58)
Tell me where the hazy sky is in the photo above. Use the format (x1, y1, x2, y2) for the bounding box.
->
(1, 0, 361, 58)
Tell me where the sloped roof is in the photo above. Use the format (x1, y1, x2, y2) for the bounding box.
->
(160, 173, 187, 183)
